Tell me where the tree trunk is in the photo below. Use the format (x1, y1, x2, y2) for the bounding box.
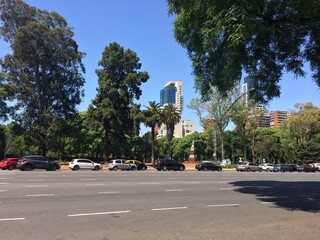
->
(151, 127, 155, 164)
(103, 127, 110, 163)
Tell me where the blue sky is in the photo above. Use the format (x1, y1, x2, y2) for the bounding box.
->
(2, 0, 320, 133)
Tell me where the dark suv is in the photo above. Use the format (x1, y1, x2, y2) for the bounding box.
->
(154, 159, 185, 171)
(16, 155, 60, 171)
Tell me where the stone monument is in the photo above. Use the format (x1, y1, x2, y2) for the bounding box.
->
(188, 140, 196, 163)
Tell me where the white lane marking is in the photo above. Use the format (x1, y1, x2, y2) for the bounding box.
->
(220, 188, 235, 190)
(68, 210, 131, 217)
(166, 178, 177, 180)
(98, 191, 120, 194)
(152, 207, 188, 211)
(187, 182, 201, 184)
(140, 182, 159, 185)
(0, 183, 9, 185)
(27, 180, 45, 182)
(207, 204, 240, 207)
(0, 178, 11, 180)
(261, 202, 273, 205)
(80, 179, 96, 181)
(85, 183, 105, 186)
(0, 218, 25, 221)
(0, 190, 8, 192)
(26, 194, 54, 197)
(165, 189, 183, 192)
(26, 185, 48, 187)
(217, 181, 230, 183)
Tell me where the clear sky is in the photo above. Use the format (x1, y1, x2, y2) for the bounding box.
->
(2, 0, 320, 133)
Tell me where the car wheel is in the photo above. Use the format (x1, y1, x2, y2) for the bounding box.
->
(50, 165, 57, 171)
(204, 167, 208, 171)
(24, 165, 32, 171)
(73, 165, 79, 171)
(8, 165, 14, 170)
(259, 168, 262, 172)
(94, 166, 100, 171)
(1, 168, 5, 170)
(179, 166, 185, 171)
(247, 168, 251, 172)
(157, 168, 161, 171)
(131, 166, 136, 171)
(266, 169, 270, 172)
(218, 168, 222, 171)
(113, 166, 118, 171)
(162, 166, 168, 171)
(141, 166, 146, 171)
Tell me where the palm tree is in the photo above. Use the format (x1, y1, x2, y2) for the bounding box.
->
(161, 104, 181, 158)
(144, 101, 162, 164)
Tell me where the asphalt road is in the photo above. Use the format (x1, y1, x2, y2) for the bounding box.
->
(0, 169, 319, 240)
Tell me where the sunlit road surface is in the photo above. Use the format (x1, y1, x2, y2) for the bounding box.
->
(0, 170, 319, 240)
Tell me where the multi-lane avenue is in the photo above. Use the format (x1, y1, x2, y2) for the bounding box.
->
(0, 170, 319, 240)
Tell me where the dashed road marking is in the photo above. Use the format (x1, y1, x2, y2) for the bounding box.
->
(207, 204, 240, 207)
(26, 194, 54, 197)
(68, 210, 131, 217)
(152, 206, 188, 211)
(0, 218, 25, 221)
(165, 189, 183, 192)
(98, 191, 120, 194)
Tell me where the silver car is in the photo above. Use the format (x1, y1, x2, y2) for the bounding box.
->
(108, 159, 137, 171)
(69, 159, 102, 171)
(236, 162, 261, 172)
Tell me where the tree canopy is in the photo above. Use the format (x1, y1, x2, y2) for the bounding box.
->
(167, 0, 320, 103)
(0, 0, 85, 155)
(88, 42, 149, 161)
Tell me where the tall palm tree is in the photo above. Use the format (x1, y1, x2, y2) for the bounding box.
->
(144, 101, 162, 164)
(161, 104, 181, 158)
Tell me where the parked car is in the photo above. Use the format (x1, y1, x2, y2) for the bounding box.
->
(0, 158, 20, 170)
(236, 162, 261, 172)
(288, 164, 299, 172)
(259, 163, 274, 172)
(125, 160, 147, 170)
(273, 164, 293, 172)
(68, 159, 102, 171)
(153, 159, 185, 171)
(16, 155, 60, 171)
(313, 163, 320, 171)
(108, 159, 137, 171)
(195, 162, 222, 171)
(296, 164, 316, 173)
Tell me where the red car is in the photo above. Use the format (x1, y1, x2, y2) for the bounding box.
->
(0, 158, 20, 170)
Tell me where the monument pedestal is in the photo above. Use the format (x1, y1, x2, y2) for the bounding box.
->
(188, 141, 196, 163)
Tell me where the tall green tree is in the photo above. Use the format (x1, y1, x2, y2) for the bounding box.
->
(0, 1, 85, 155)
(161, 103, 181, 158)
(168, 0, 320, 103)
(188, 88, 234, 160)
(144, 101, 162, 164)
(88, 42, 149, 162)
(0, 72, 14, 121)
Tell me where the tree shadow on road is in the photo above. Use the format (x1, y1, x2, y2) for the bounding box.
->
(230, 180, 320, 213)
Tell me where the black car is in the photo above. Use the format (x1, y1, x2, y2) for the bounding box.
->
(273, 164, 293, 172)
(16, 155, 60, 171)
(154, 159, 185, 171)
(297, 164, 316, 172)
(195, 162, 222, 171)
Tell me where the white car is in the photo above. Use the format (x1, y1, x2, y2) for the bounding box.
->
(69, 159, 102, 171)
(259, 163, 275, 172)
(313, 163, 320, 171)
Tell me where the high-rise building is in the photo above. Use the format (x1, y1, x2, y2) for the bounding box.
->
(160, 81, 183, 114)
(157, 81, 195, 139)
(270, 111, 296, 128)
(242, 76, 255, 105)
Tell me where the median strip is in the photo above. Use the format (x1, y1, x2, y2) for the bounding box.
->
(68, 210, 131, 217)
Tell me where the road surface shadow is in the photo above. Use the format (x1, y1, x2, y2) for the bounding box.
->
(230, 180, 320, 213)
